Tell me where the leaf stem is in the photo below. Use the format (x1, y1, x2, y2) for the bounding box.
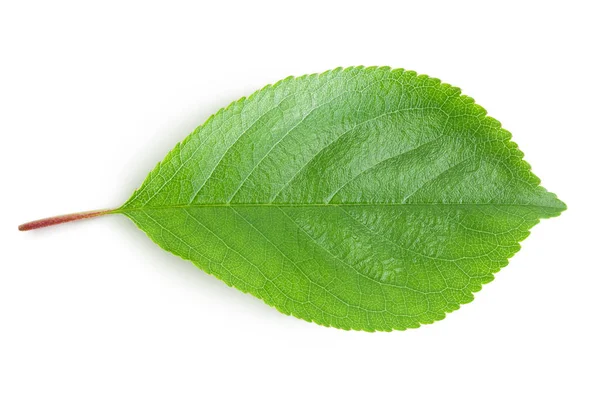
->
(18, 209, 114, 231)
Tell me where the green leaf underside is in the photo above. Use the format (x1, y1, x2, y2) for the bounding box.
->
(119, 67, 565, 331)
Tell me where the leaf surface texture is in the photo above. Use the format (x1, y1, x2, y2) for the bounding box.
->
(120, 67, 565, 331)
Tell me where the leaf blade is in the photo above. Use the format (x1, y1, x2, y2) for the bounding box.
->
(120, 67, 565, 331)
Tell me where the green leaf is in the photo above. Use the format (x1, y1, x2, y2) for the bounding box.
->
(38, 66, 568, 331)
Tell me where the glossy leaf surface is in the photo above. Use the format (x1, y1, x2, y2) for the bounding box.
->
(120, 67, 565, 331)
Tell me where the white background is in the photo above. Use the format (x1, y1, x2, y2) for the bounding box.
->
(1, 1, 598, 399)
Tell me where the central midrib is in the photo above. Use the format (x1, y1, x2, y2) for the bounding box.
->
(117, 202, 564, 213)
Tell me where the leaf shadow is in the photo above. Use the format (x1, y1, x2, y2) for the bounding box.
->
(114, 86, 254, 204)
